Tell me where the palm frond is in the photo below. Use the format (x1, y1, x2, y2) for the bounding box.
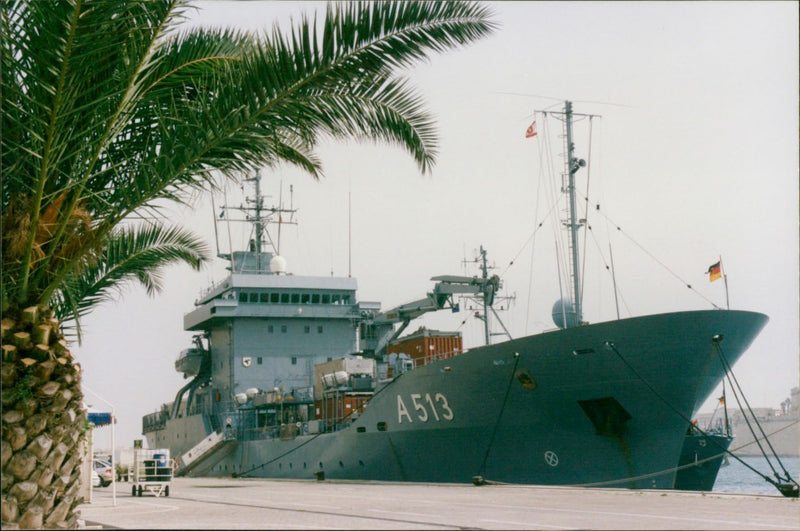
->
(53, 222, 210, 330)
(2, 0, 496, 316)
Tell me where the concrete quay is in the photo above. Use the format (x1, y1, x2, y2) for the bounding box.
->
(78, 477, 799, 530)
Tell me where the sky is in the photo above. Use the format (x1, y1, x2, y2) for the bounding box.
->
(75, 1, 799, 451)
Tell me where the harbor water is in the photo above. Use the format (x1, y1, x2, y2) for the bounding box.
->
(713, 455, 800, 495)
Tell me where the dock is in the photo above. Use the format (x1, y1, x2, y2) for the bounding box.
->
(78, 477, 798, 530)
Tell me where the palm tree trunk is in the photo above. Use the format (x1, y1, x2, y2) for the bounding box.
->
(2, 306, 87, 529)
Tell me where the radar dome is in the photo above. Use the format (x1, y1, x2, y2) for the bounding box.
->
(270, 255, 287, 274)
(552, 297, 579, 329)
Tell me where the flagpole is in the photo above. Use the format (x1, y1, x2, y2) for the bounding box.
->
(720, 255, 730, 309)
(722, 379, 730, 437)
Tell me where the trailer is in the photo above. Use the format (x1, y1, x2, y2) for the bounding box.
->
(130, 448, 173, 497)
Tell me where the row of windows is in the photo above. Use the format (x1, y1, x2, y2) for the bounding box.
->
(215, 459, 367, 473)
(267, 324, 324, 334)
(253, 356, 286, 365)
(253, 355, 332, 366)
(237, 291, 352, 305)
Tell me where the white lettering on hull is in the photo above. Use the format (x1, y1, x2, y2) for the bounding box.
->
(397, 393, 454, 423)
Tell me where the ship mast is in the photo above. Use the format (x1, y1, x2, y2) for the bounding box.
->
(479, 246, 491, 345)
(564, 101, 584, 325)
(216, 171, 297, 273)
(250, 172, 265, 271)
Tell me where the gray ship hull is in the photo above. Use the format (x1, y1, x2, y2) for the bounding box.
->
(154, 309, 767, 488)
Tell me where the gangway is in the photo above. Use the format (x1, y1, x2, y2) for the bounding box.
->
(174, 431, 238, 477)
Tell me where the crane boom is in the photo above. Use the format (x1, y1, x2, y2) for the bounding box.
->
(359, 274, 502, 357)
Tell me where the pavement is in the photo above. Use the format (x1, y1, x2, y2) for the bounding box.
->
(77, 477, 799, 530)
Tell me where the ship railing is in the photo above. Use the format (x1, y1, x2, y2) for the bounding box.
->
(212, 409, 306, 442)
(239, 422, 313, 441)
(411, 348, 463, 368)
(142, 410, 168, 434)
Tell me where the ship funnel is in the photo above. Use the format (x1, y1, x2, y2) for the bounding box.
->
(552, 297, 580, 329)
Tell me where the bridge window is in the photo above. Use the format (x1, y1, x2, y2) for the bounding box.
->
(280, 293, 289, 303)
(322, 294, 330, 304)
(270, 293, 279, 303)
(312, 294, 320, 304)
(260, 293, 269, 303)
(239, 292, 248, 303)
(291, 293, 300, 304)
(301, 293, 310, 303)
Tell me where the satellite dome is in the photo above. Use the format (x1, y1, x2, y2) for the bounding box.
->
(270, 255, 287, 274)
(552, 297, 579, 329)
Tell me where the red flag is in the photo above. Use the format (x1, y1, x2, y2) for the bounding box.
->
(525, 120, 537, 138)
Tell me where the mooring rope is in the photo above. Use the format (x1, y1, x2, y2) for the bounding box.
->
(604, 340, 797, 495)
(475, 352, 521, 482)
(714, 342, 798, 487)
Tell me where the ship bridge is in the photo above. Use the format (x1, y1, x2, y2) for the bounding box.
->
(184, 273, 359, 331)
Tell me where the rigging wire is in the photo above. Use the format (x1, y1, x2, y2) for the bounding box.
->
(524, 111, 546, 334)
(495, 105, 722, 332)
(498, 110, 702, 324)
(584, 223, 632, 317)
(714, 342, 798, 487)
(579, 116, 594, 312)
(475, 352, 521, 483)
(547, 113, 572, 308)
(590, 206, 721, 309)
(604, 339, 797, 495)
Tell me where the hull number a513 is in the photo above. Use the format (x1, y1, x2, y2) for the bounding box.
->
(397, 393, 454, 424)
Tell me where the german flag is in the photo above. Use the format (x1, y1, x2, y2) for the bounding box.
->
(707, 261, 721, 282)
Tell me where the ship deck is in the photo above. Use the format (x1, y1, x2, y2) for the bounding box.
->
(78, 476, 797, 530)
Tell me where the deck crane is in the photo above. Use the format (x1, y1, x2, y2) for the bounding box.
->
(358, 274, 501, 358)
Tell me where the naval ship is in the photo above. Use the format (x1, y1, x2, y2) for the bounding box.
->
(143, 102, 767, 489)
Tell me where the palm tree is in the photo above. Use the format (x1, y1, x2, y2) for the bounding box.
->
(1, 0, 496, 527)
